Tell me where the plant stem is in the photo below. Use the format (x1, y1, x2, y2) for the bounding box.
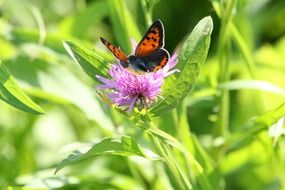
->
(139, 112, 192, 190)
(174, 105, 194, 178)
(216, 0, 237, 137)
(127, 159, 147, 189)
(140, 0, 153, 26)
(163, 142, 193, 190)
(148, 132, 192, 190)
(175, 104, 215, 190)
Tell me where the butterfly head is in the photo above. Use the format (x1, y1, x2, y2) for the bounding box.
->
(118, 56, 139, 70)
(128, 55, 137, 63)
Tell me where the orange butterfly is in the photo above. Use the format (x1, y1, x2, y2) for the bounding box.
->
(100, 20, 169, 73)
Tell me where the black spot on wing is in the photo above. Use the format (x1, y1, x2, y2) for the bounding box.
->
(135, 19, 165, 56)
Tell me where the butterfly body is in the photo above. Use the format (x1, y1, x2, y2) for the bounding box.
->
(126, 55, 149, 72)
(100, 20, 169, 73)
(119, 56, 153, 73)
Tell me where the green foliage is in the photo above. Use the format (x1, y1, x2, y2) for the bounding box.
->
(1, 0, 285, 190)
(0, 61, 44, 114)
(63, 41, 110, 81)
(219, 79, 285, 96)
(255, 102, 285, 127)
(106, 0, 141, 53)
(55, 136, 149, 174)
(151, 16, 213, 116)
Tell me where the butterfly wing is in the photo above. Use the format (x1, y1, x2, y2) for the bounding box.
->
(141, 49, 169, 72)
(135, 20, 165, 57)
(100, 37, 128, 62)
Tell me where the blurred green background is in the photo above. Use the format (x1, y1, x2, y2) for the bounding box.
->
(1, 0, 285, 189)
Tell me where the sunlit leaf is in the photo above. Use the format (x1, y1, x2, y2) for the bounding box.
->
(133, 114, 203, 174)
(55, 136, 146, 174)
(218, 80, 285, 96)
(11, 28, 68, 53)
(211, 0, 256, 77)
(150, 16, 213, 116)
(255, 102, 285, 127)
(190, 135, 220, 190)
(5, 55, 113, 130)
(268, 117, 284, 146)
(63, 41, 110, 81)
(226, 102, 285, 152)
(0, 61, 44, 114)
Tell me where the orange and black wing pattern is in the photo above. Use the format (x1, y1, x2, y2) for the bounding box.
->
(135, 20, 165, 57)
(152, 50, 169, 72)
(100, 37, 128, 62)
(142, 49, 169, 72)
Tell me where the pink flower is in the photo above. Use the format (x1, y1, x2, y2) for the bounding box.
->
(96, 39, 179, 113)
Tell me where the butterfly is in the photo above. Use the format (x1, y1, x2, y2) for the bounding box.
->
(100, 19, 169, 73)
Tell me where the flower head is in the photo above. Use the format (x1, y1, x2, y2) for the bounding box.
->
(96, 39, 179, 113)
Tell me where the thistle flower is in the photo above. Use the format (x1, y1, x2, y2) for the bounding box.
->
(96, 39, 179, 113)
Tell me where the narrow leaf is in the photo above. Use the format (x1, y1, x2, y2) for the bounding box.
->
(63, 41, 110, 81)
(219, 80, 285, 96)
(255, 102, 285, 127)
(0, 61, 44, 114)
(226, 102, 285, 152)
(55, 136, 146, 174)
(107, 0, 141, 53)
(150, 16, 213, 116)
(211, 0, 256, 77)
(11, 28, 68, 53)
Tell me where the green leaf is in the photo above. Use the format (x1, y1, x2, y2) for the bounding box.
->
(226, 102, 285, 152)
(211, 0, 256, 77)
(148, 0, 160, 8)
(218, 79, 285, 96)
(133, 115, 203, 173)
(55, 136, 146, 174)
(5, 55, 113, 130)
(190, 135, 220, 190)
(255, 102, 285, 127)
(0, 61, 44, 114)
(150, 16, 213, 116)
(11, 28, 68, 53)
(63, 41, 110, 81)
